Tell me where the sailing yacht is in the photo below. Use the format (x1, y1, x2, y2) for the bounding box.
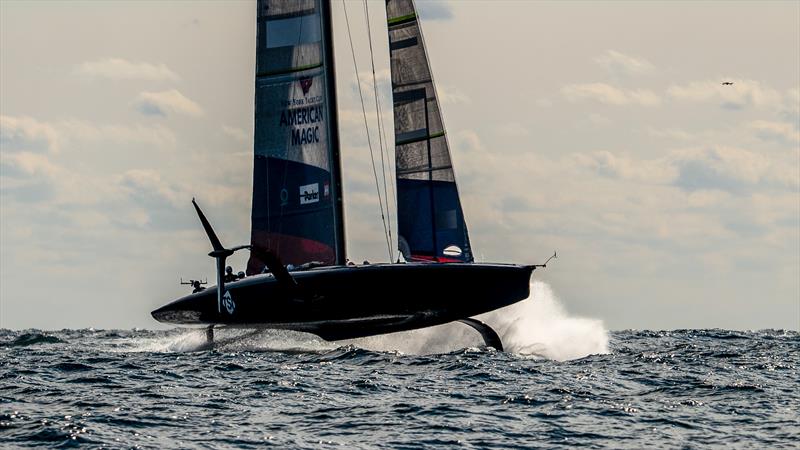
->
(151, 0, 547, 350)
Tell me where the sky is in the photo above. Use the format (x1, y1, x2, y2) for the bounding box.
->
(1, 1, 798, 331)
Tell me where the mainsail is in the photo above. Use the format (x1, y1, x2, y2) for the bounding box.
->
(247, 0, 345, 274)
(386, 0, 473, 263)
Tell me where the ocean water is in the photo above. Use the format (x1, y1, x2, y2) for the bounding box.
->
(1, 283, 798, 448)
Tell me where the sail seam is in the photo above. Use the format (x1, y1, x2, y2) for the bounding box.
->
(396, 130, 445, 146)
(256, 62, 323, 78)
(387, 12, 416, 26)
(258, 7, 317, 22)
(392, 79, 433, 89)
(397, 164, 453, 175)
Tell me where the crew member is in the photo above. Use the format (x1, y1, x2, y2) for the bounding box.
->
(192, 280, 205, 293)
(224, 266, 238, 283)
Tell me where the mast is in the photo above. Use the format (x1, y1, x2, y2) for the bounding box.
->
(321, 0, 346, 265)
(247, 0, 346, 274)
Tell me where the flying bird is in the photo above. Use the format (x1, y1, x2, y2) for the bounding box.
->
(721, 81, 734, 86)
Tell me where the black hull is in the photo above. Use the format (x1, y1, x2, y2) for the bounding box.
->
(152, 263, 534, 341)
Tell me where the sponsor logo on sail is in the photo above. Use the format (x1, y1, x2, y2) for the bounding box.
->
(300, 183, 319, 205)
(299, 77, 313, 95)
(279, 105, 324, 146)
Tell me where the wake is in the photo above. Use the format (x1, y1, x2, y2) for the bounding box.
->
(123, 328, 336, 354)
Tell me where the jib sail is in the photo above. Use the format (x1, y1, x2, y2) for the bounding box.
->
(247, 0, 345, 274)
(386, 0, 473, 263)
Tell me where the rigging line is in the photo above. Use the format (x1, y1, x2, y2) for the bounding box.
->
(363, 0, 394, 262)
(374, 39, 397, 259)
(342, 0, 393, 261)
(370, 5, 399, 262)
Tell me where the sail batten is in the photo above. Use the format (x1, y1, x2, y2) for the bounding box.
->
(396, 130, 445, 146)
(256, 62, 324, 78)
(387, 12, 418, 26)
(396, 164, 452, 175)
(247, 0, 345, 274)
(386, 0, 473, 263)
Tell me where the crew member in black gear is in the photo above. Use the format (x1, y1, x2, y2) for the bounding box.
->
(192, 280, 205, 293)
(224, 266, 238, 283)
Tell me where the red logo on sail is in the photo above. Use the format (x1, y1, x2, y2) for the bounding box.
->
(299, 77, 313, 95)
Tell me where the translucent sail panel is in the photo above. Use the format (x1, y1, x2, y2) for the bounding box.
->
(248, 0, 344, 273)
(387, 0, 473, 263)
(254, 0, 328, 169)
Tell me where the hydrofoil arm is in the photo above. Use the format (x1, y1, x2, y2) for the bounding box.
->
(459, 318, 503, 351)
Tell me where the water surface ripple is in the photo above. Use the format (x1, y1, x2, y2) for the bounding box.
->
(0, 329, 797, 448)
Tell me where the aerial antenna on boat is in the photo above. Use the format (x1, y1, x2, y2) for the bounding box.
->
(530, 251, 557, 269)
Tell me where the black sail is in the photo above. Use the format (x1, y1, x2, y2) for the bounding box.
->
(386, 0, 473, 263)
(247, 0, 345, 274)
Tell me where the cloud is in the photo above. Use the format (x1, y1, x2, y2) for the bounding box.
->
(669, 146, 796, 192)
(561, 83, 661, 106)
(134, 89, 204, 117)
(667, 79, 782, 110)
(497, 122, 530, 137)
(74, 58, 179, 82)
(116, 168, 242, 218)
(0, 179, 56, 203)
(416, 1, 454, 21)
(749, 120, 800, 144)
(1, 152, 61, 179)
(2, 114, 177, 153)
(788, 88, 800, 104)
(1, 114, 181, 211)
(574, 151, 676, 184)
(646, 127, 695, 141)
(437, 84, 471, 105)
(57, 120, 177, 148)
(350, 69, 392, 106)
(222, 125, 250, 143)
(587, 113, 612, 127)
(595, 50, 655, 76)
(452, 129, 483, 153)
(0, 115, 60, 153)
(578, 146, 798, 193)
(779, 88, 800, 124)
(1, 148, 128, 208)
(0, 151, 66, 204)
(118, 169, 183, 207)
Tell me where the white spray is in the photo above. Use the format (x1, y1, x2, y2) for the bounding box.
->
(349, 281, 610, 361)
(482, 281, 610, 360)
